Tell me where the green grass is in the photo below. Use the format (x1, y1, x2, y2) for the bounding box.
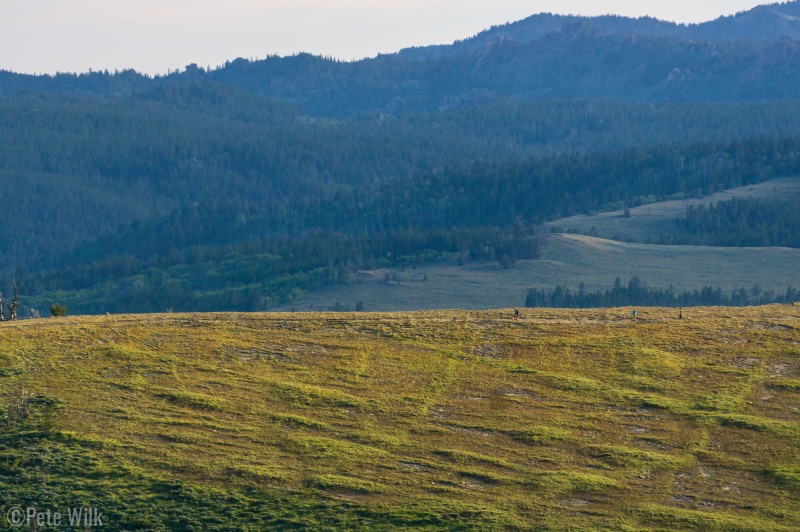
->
(767, 378, 800, 391)
(547, 175, 800, 243)
(155, 390, 231, 411)
(764, 467, 800, 489)
(0, 306, 799, 529)
(273, 233, 800, 312)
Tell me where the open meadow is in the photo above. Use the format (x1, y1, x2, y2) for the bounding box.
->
(1, 306, 799, 529)
(546, 176, 800, 243)
(271, 177, 800, 313)
(275, 233, 800, 312)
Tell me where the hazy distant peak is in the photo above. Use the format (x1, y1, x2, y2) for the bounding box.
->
(399, 1, 800, 61)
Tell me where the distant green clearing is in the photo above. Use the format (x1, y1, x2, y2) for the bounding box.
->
(273, 177, 800, 313)
(546, 176, 800, 243)
(274, 233, 800, 312)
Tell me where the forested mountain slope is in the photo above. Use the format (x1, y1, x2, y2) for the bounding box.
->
(2, 2, 800, 314)
(402, 1, 800, 60)
(4, 88, 799, 274)
(4, 3, 800, 116)
(16, 128, 800, 314)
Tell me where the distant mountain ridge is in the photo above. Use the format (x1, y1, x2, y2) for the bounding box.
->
(2, 1, 800, 116)
(400, 1, 800, 60)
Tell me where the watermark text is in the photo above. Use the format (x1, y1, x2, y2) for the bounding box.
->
(6, 507, 103, 528)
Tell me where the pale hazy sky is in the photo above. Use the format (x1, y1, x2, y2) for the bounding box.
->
(3, 1, 766, 75)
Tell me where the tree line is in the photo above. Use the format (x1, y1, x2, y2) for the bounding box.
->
(525, 276, 800, 308)
(672, 198, 800, 248)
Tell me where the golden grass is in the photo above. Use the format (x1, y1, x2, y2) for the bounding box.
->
(1, 305, 799, 529)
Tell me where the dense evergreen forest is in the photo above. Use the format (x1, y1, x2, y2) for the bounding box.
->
(4, 90, 800, 271)
(525, 276, 800, 308)
(14, 123, 800, 314)
(2, 88, 800, 313)
(673, 198, 800, 247)
(4, 2, 800, 313)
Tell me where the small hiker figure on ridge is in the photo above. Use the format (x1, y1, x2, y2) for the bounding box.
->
(679, 307, 683, 320)
(632, 308, 638, 319)
(514, 308, 520, 320)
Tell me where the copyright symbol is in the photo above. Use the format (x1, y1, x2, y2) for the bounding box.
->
(7, 507, 24, 527)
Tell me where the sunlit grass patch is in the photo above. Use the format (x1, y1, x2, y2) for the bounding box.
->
(310, 474, 387, 495)
(279, 434, 390, 462)
(275, 381, 366, 409)
(622, 347, 684, 378)
(587, 444, 692, 469)
(526, 470, 622, 494)
(764, 466, 800, 489)
(711, 413, 800, 436)
(100, 344, 153, 362)
(269, 412, 331, 430)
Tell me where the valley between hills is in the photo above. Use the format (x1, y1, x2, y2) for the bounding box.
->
(275, 177, 800, 312)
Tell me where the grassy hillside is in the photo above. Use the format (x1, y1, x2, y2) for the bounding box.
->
(1, 307, 799, 529)
(546, 176, 800, 243)
(274, 233, 800, 312)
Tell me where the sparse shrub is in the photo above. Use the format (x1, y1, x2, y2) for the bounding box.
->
(4, 385, 34, 425)
(3, 386, 59, 431)
(50, 304, 67, 317)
